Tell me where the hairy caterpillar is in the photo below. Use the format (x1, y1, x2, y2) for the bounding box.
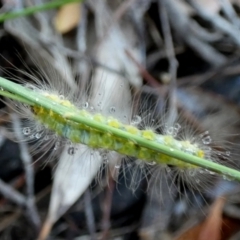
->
(1, 54, 240, 206)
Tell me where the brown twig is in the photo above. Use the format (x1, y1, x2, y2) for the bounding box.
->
(100, 177, 115, 240)
(84, 189, 97, 240)
(164, 0, 227, 66)
(159, 0, 178, 124)
(147, 46, 185, 70)
(125, 49, 161, 88)
(0, 178, 25, 206)
(178, 55, 240, 87)
(187, 0, 240, 46)
(219, 0, 240, 28)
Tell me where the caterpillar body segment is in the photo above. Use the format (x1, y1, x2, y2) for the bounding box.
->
(31, 93, 205, 170)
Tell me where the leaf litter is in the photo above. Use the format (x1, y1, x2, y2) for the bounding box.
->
(0, 0, 240, 240)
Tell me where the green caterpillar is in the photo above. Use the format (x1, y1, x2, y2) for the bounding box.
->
(32, 93, 204, 169)
(1, 77, 240, 182)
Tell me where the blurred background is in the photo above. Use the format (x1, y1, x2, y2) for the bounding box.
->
(1, 0, 240, 239)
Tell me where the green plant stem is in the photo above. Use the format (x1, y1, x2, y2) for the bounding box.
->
(0, 0, 83, 23)
(0, 77, 240, 181)
(0, 90, 33, 105)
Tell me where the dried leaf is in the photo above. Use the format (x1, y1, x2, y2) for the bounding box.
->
(198, 197, 225, 240)
(54, 3, 81, 34)
(175, 197, 225, 240)
(38, 146, 103, 240)
(89, 0, 143, 88)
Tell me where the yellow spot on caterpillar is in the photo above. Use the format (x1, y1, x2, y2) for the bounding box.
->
(88, 130, 101, 148)
(101, 133, 113, 149)
(182, 141, 191, 147)
(125, 126, 139, 135)
(181, 141, 201, 156)
(33, 106, 45, 115)
(108, 118, 121, 128)
(117, 140, 136, 156)
(49, 110, 55, 117)
(79, 110, 91, 118)
(175, 160, 187, 168)
(44, 93, 75, 108)
(138, 147, 154, 160)
(155, 153, 172, 165)
(164, 135, 174, 145)
(39, 107, 45, 114)
(63, 112, 75, 118)
(142, 130, 155, 140)
(61, 100, 73, 107)
(196, 149, 205, 158)
(93, 114, 106, 123)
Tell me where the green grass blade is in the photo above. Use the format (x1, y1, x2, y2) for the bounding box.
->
(0, 0, 83, 23)
(0, 76, 239, 181)
(0, 89, 33, 105)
